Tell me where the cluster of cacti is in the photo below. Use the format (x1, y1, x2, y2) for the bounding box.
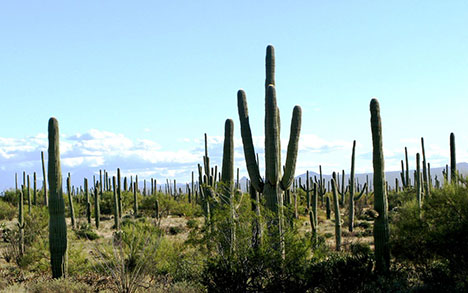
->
(237, 45, 302, 253)
(8, 45, 464, 283)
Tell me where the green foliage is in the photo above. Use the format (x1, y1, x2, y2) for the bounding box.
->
(74, 222, 99, 240)
(391, 184, 468, 290)
(140, 193, 202, 218)
(1, 189, 19, 206)
(99, 190, 135, 215)
(0, 200, 16, 220)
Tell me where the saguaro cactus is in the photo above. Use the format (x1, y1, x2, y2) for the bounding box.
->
(67, 173, 75, 228)
(220, 119, 234, 203)
(18, 189, 25, 257)
(41, 152, 48, 206)
(416, 153, 422, 209)
(112, 176, 120, 230)
(48, 117, 67, 278)
(331, 174, 341, 251)
(94, 182, 100, 229)
(84, 178, 91, 224)
(348, 140, 367, 232)
(369, 99, 390, 274)
(450, 132, 456, 184)
(237, 45, 302, 252)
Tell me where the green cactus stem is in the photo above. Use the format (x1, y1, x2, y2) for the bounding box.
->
(133, 182, 138, 217)
(48, 117, 67, 278)
(331, 174, 341, 251)
(33, 172, 37, 206)
(84, 178, 91, 224)
(416, 153, 422, 209)
(450, 133, 456, 184)
(18, 188, 25, 257)
(117, 168, 122, 218)
(95, 181, 100, 229)
(67, 173, 75, 228)
(27, 175, 31, 214)
(112, 176, 120, 230)
(370, 99, 390, 274)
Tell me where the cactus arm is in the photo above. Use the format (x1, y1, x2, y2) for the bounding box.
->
(280, 105, 302, 190)
(237, 89, 264, 192)
(354, 182, 368, 201)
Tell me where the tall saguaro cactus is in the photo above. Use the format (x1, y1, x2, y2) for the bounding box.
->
(41, 151, 48, 206)
(450, 132, 456, 184)
(237, 45, 302, 252)
(369, 99, 390, 274)
(48, 117, 67, 278)
(348, 140, 367, 232)
(220, 119, 234, 203)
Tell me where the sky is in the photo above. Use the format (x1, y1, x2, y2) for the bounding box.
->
(0, 1, 467, 190)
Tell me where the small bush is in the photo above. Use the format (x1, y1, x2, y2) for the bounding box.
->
(0, 200, 16, 221)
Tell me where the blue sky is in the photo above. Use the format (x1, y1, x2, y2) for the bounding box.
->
(0, 1, 467, 189)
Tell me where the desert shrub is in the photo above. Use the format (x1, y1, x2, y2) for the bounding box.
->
(74, 221, 99, 240)
(1, 189, 19, 206)
(391, 184, 468, 290)
(0, 200, 16, 220)
(93, 219, 164, 292)
(150, 237, 204, 284)
(99, 190, 135, 215)
(141, 193, 202, 218)
(186, 219, 198, 229)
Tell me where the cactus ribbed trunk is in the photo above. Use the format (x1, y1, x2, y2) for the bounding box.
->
(113, 176, 120, 230)
(450, 133, 456, 184)
(416, 153, 422, 209)
(349, 140, 356, 232)
(33, 172, 37, 206)
(48, 117, 67, 279)
(237, 45, 301, 254)
(331, 175, 341, 251)
(370, 99, 390, 274)
(84, 178, 91, 224)
(421, 138, 429, 197)
(117, 168, 122, 218)
(133, 182, 138, 217)
(41, 151, 48, 206)
(67, 174, 75, 228)
(94, 182, 100, 229)
(18, 189, 25, 257)
(27, 175, 31, 214)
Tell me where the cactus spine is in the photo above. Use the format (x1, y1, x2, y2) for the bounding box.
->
(48, 117, 67, 278)
(370, 99, 390, 274)
(237, 45, 302, 252)
(450, 132, 456, 184)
